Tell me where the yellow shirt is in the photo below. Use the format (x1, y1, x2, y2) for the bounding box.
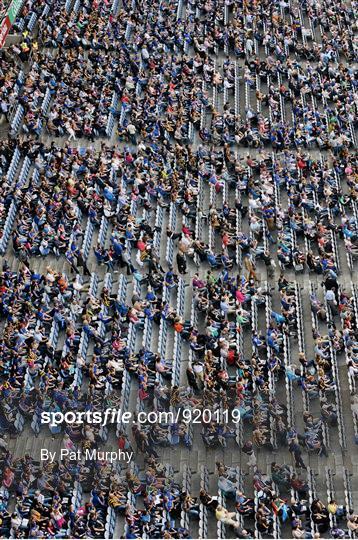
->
(328, 503, 337, 514)
(215, 508, 226, 521)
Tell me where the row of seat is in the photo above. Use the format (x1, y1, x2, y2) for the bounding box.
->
(171, 278, 185, 387)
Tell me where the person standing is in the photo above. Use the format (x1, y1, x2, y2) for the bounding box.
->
(325, 288, 338, 315)
(176, 250, 187, 274)
(290, 441, 307, 470)
(75, 249, 91, 276)
(65, 249, 79, 274)
(66, 121, 77, 141)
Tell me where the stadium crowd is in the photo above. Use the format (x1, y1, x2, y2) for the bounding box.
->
(0, 0, 357, 537)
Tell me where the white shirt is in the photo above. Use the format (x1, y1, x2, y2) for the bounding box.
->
(325, 290, 335, 301)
